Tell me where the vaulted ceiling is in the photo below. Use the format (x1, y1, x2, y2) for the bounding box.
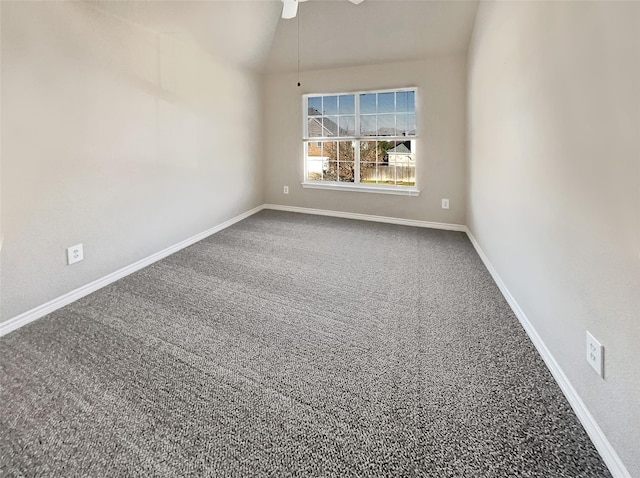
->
(267, 0, 479, 72)
(92, 0, 479, 73)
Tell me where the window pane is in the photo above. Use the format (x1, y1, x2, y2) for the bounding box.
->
(308, 97, 322, 115)
(378, 163, 393, 184)
(323, 95, 338, 115)
(407, 91, 415, 112)
(377, 114, 395, 135)
(323, 141, 339, 181)
(306, 140, 322, 159)
(360, 141, 377, 163)
(396, 114, 408, 136)
(306, 142, 326, 181)
(323, 116, 339, 137)
(339, 116, 355, 136)
(361, 162, 397, 184)
(307, 159, 324, 181)
(324, 141, 338, 161)
(338, 162, 355, 182)
(378, 140, 393, 163)
(396, 166, 415, 186)
(406, 113, 416, 135)
(338, 141, 355, 162)
(360, 115, 376, 136)
(360, 162, 377, 184)
(396, 114, 417, 136)
(388, 141, 413, 165)
(396, 91, 415, 113)
(339, 95, 355, 115)
(308, 117, 323, 137)
(396, 91, 409, 113)
(378, 92, 395, 114)
(324, 164, 338, 181)
(384, 141, 415, 186)
(360, 94, 376, 114)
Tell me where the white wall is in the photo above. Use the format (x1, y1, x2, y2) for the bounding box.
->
(263, 58, 467, 225)
(467, 1, 640, 475)
(0, 2, 264, 321)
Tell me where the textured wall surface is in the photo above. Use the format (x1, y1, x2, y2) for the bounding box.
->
(467, 1, 640, 474)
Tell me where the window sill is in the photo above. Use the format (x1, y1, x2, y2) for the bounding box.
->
(301, 182, 420, 197)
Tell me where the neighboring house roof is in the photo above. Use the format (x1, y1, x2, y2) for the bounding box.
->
(387, 142, 412, 154)
(308, 111, 340, 137)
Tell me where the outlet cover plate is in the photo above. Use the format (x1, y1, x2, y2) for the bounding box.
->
(442, 198, 450, 209)
(67, 244, 84, 265)
(586, 331, 604, 378)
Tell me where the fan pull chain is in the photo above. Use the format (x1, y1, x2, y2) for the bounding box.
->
(297, 6, 301, 87)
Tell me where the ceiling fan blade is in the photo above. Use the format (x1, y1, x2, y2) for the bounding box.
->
(348, 0, 364, 4)
(281, 0, 298, 19)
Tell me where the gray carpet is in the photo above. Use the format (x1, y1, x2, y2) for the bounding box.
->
(0, 210, 611, 477)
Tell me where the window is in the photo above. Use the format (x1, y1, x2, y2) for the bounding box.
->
(303, 88, 417, 195)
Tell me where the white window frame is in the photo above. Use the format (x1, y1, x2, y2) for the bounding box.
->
(302, 87, 419, 196)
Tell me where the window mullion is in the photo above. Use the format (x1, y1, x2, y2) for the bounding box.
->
(355, 93, 360, 138)
(354, 95, 360, 185)
(303, 140, 307, 180)
(354, 141, 360, 185)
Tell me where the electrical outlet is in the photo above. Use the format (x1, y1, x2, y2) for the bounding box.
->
(586, 331, 604, 378)
(442, 198, 450, 209)
(67, 244, 84, 265)
(283, 186, 289, 194)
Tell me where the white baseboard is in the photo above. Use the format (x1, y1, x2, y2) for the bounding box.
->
(263, 204, 467, 232)
(0, 205, 265, 337)
(464, 228, 630, 478)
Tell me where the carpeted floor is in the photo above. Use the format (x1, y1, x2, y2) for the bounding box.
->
(0, 210, 611, 477)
